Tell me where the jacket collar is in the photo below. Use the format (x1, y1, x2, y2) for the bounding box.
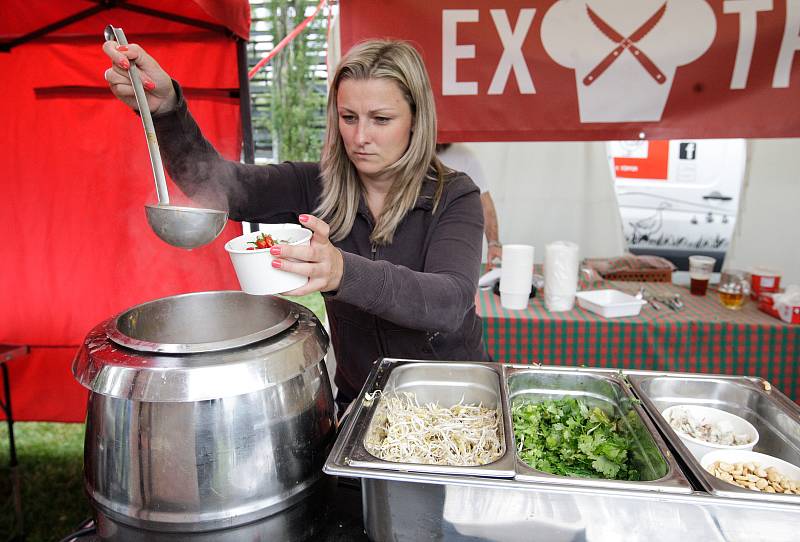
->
(357, 176, 438, 220)
(413, 177, 437, 211)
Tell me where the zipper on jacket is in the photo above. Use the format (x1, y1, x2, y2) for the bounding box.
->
(426, 331, 440, 357)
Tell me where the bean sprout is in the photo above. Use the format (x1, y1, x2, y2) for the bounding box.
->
(365, 392, 503, 466)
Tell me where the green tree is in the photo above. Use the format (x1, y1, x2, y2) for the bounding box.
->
(259, 0, 327, 161)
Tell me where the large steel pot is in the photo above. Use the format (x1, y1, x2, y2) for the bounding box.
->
(72, 291, 334, 538)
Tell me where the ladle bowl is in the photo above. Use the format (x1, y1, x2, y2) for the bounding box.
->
(145, 204, 228, 250)
(105, 24, 228, 250)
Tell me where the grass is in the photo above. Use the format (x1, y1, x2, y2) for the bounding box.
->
(281, 292, 326, 323)
(0, 294, 326, 541)
(0, 422, 88, 541)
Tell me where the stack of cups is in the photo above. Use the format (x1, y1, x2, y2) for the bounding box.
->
(544, 241, 580, 312)
(500, 245, 535, 310)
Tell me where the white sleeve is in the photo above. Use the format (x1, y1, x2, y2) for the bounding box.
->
(464, 151, 488, 193)
(439, 145, 489, 193)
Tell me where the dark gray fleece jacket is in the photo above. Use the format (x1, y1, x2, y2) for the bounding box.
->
(153, 85, 489, 402)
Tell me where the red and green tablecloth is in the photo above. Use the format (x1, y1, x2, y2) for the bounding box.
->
(477, 281, 799, 401)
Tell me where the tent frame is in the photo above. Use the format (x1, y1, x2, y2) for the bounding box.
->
(0, 0, 255, 165)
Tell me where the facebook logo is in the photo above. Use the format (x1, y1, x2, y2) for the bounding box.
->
(679, 142, 697, 160)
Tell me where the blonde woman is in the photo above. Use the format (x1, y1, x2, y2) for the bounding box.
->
(103, 40, 489, 410)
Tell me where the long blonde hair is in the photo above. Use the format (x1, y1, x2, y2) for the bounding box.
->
(317, 40, 446, 245)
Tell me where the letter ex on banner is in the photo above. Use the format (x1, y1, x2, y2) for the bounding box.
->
(340, 0, 800, 141)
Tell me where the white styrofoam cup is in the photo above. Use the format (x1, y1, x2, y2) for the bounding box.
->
(500, 291, 530, 311)
(500, 245, 534, 293)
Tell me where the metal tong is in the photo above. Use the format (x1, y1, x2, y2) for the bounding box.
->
(637, 286, 683, 312)
(652, 293, 684, 311)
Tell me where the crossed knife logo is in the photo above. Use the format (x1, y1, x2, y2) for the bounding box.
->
(583, 2, 667, 86)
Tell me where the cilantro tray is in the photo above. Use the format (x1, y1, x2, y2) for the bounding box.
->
(505, 366, 691, 493)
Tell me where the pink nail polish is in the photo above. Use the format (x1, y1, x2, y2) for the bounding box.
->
(119, 59, 130, 69)
(144, 80, 155, 91)
(270, 246, 281, 256)
(271, 260, 282, 269)
(116, 45, 129, 52)
(299, 215, 309, 223)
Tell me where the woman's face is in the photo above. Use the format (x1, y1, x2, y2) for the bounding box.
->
(337, 78, 413, 184)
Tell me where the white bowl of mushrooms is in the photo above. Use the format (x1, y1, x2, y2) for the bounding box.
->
(662, 404, 758, 460)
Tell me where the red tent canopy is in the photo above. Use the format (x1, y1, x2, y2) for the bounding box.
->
(0, 1, 251, 421)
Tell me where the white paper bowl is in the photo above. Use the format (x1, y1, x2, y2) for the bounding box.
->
(662, 405, 759, 460)
(700, 450, 800, 489)
(575, 289, 645, 318)
(225, 226, 312, 295)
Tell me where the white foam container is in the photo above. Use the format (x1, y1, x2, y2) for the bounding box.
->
(574, 289, 645, 318)
(500, 291, 529, 310)
(225, 225, 312, 295)
(662, 404, 759, 460)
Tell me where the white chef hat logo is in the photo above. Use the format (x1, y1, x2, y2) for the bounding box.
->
(541, 0, 716, 123)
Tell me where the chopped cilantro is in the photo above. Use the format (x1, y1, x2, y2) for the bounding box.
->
(512, 397, 640, 481)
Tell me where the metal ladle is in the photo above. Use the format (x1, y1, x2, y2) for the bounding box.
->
(104, 25, 228, 250)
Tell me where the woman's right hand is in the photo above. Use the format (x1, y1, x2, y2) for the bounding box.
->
(102, 41, 177, 115)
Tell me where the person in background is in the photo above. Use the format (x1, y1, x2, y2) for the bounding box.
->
(436, 143, 502, 268)
(103, 39, 489, 414)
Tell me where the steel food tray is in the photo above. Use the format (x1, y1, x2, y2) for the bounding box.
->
(326, 360, 800, 542)
(337, 358, 516, 477)
(627, 370, 800, 504)
(505, 365, 691, 493)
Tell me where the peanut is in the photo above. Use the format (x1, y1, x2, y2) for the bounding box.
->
(708, 461, 799, 496)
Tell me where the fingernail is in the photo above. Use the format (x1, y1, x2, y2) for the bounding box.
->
(119, 58, 130, 69)
(144, 80, 156, 91)
(269, 246, 281, 256)
(271, 260, 282, 269)
(116, 45, 129, 52)
(299, 214, 309, 223)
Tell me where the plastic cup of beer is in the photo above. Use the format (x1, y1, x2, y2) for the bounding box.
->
(688, 255, 716, 296)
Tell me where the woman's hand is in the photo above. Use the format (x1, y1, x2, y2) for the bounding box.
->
(102, 41, 177, 115)
(272, 215, 344, 296)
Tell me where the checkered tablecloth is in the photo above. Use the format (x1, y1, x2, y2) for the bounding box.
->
(477, 282, 800, 401)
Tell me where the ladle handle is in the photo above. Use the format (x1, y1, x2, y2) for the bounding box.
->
(107, 26, 170, 205)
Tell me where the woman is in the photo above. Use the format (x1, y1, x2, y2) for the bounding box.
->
(103, 39, 489, 411)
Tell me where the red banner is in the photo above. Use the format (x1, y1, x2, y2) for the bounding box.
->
(340, 0, 800, 141)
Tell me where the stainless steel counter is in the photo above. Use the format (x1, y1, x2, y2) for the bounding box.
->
(326, 359, 800, 542)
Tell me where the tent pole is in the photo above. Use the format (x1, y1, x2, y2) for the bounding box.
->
(237, 37, 255, 166)
(237, 37, 257, 234)
(0, 5, 106, 52)
(0, 0, 235, 53)
(115, 3, 232, 37)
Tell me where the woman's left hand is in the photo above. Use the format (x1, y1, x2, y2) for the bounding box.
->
(271, 214, 344, 296)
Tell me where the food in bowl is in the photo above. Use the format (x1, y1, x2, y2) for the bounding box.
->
(661, 405, 758, 460)
(246, 232, 286, 250)
(704, 457, 799, 494)
(225, 226, 312, 295)
(664, 405, 753, 446)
